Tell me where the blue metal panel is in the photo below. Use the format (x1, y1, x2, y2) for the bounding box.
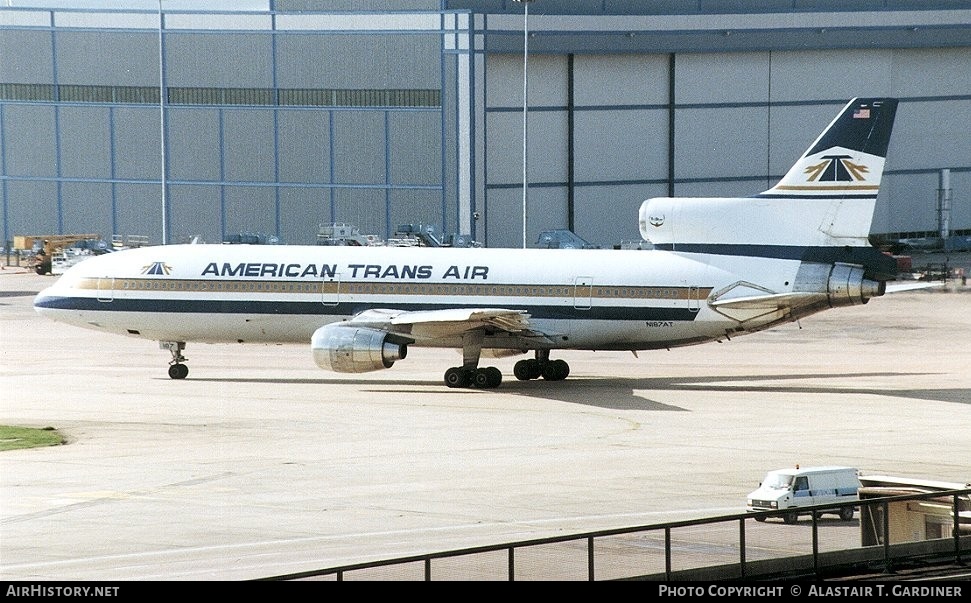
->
(55, 30, 158, 87)
(676, 106, 769, 182)
(222, 109, 276, 183)
(332, 111, 387, 186)
(573, 109, 668, 183)
(166, 108, 220, 181)
(5, 180, 59, 237)
(0, 29, 54, 82)
(165, 32, 273, 88)
(389, 112, 442, 186)
(114, 182, 162, 243)
(165, 183, 220, 244)
(61, 181, 111, 237)
(278, 185, 332, 245)
(59, 106, 111, 179)
(224, 185, 278, 239)
(277, 109, 331, 184)
(2, 104, 57, 178)
(112, 107, 162, 180)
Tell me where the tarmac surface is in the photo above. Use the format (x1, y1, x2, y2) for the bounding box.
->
(1, 256, 969, 581)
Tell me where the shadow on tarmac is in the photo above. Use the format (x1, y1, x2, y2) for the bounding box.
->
(178, 370, 968, 410)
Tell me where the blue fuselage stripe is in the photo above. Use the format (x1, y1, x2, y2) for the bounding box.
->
(34, 296, 699, 322)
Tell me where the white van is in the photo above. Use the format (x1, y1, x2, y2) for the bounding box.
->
(746, 466, 860, 524)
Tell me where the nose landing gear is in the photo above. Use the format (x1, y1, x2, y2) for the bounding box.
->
(161, 341, 189, 380)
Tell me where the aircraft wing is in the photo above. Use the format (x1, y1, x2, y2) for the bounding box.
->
(342, 307, 534, 339)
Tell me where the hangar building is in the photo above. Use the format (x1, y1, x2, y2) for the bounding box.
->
(1, 0, 970, 249)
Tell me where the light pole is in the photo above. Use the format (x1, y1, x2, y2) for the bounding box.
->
(513, 0, 533, 249)
(158, 0, 168, 245)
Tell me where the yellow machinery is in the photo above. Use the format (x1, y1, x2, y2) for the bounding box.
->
(15, 234, 100, 275)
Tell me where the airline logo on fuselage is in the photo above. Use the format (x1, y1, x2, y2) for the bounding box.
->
(141, 262, 172, 275)
(202, 262, 339, 279)
(200, 262, 490, 280)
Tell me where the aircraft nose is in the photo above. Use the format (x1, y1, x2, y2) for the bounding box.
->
(33, 287, 60, 314)
(34, 289, 52, 312)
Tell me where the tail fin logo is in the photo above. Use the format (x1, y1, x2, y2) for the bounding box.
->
(141, 262, 172, 276)
(804, 155, 870, 183)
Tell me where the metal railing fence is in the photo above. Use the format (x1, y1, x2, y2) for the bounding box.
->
(261, 488, 970, 581)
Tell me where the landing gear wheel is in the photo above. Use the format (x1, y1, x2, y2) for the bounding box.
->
(839, 507, 855, 521)
(444, 367, 472, 388)
(514, 359, 542, 381)
(485, 366, 502, 388)
(168, 363, 189, 380)
(541, 359, 570, 381)
(161, 341, 188, 380)
(474, 367, 502, 389)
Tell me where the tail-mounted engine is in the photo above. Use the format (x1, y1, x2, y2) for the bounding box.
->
(799, 262, 886, 308)
(311, 324, 410, 373)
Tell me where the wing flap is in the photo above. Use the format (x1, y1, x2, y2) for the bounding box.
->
(344, 307, 532, 339)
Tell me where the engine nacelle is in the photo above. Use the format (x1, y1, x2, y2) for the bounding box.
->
(825, 262, 885, 307)
(794, 262, 885, 309)
(311, 324, 409, 373)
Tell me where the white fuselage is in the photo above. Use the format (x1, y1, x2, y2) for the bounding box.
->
(33, 243, 803, 352)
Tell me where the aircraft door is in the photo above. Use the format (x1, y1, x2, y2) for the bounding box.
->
(685, 263, 709, 312)
(321, 274, 341, 306)
(96, 277, 114, 302)
(573, 277, 593, 310)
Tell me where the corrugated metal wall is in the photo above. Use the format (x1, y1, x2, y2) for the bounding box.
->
(1, 4, 969, 249)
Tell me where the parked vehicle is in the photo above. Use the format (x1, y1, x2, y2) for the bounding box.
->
(747, 466, 860, 524)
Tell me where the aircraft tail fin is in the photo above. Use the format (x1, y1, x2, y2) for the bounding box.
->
(640, 98, 899, 256)
(762, 98, 898, 201)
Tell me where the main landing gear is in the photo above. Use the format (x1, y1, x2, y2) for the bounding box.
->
(444, 365, 503, 389)
(443, 330, 502, 389)
(513, 350, 570, 382)
(161, 341, 188, 380)
(443, 336, 571, 389)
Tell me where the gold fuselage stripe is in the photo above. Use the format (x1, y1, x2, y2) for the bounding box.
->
(78, 277, 712, 301)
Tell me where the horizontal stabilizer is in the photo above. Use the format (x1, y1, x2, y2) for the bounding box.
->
(884, 280, 947, 293)
(709, 291, 821, 311)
